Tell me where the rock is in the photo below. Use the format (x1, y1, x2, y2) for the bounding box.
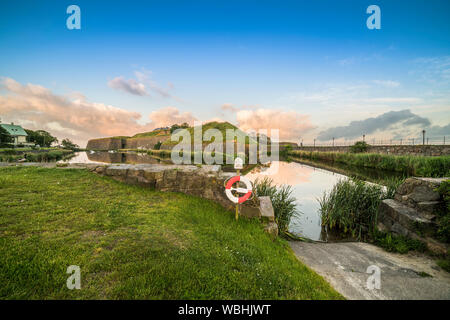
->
(417, 201, 440, 219)
(264, 222, 278, 239)
(395, 177, 442, 204)
(409, 185, 440, 202)
(259, 196, 275, 222)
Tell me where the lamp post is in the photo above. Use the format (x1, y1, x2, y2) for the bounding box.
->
(332, 137, 335, 147)
(422, 130, 426, 145)
(363, 134, 365, 142)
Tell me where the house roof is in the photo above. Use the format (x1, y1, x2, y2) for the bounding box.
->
(0, 124, 28, 136)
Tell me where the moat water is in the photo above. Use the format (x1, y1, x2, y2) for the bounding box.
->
(61, 152, 402, 241)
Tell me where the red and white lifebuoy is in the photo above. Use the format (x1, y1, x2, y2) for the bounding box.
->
(225, 175, 253, 204)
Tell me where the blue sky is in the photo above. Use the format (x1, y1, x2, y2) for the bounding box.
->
(0, 0, 449, 145)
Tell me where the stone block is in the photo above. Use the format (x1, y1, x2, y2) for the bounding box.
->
(259, 196, 275, 222)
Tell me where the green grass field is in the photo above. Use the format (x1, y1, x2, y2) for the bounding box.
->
(0, 167, 342, 300)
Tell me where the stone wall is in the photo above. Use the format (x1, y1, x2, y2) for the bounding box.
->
(91, 163, 278, 237)
(86, 138, 126, 150)
(125, 136, 166, 150)
(87, 136, 168, 150)
(378, 177, 449, 254)
(295, 145, 450, 156)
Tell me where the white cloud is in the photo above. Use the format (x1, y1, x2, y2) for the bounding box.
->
(108, 76, 148, 96)
(373, 80, 400, 88)
(236, 109, 315, 141)
(0, 77, 193, 146)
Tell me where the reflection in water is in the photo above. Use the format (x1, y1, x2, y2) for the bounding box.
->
(61, 153, 394, 242)
(246, 161, 348, 241)
(59, 151, 171, 164)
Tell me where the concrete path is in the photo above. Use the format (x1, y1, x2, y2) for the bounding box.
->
(290, 241, 450, 300)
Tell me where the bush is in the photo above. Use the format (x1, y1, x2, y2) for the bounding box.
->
(61, 138, 79, 150)
(373, 231, 427, 254)
(153, 141, 162, 150)
(319, 178, 387, 240)
(253, 177, 299, 236)
(435, 180, 450, 243)
(350, 141, 369, 153)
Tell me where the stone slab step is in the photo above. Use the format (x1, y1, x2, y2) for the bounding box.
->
(378, 199, 436, 237)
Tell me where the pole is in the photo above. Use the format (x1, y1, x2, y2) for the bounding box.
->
(422, 130, 425, 145)
(235, 169, 240, 221)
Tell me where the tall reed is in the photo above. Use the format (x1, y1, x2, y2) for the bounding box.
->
(253, 177, 299, 236)
(319, 178, 388, 240)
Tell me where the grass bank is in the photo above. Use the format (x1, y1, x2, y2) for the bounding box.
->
(0, 167, 342, 299)
(0, 148, 74, 163)
(289, 150, 450, 177)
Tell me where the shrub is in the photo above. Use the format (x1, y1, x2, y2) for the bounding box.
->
(0, 149, 18, 155)
(253, 177, 299, 236)
(373, 231, 427, 254)
(61, 138, 79, 150)
(153, 141, 162, 150)
(350, 141, 369, 153)
(437, 259, 450, 273)
(435, 180, 450, 243)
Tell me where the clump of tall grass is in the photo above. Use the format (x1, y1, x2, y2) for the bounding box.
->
(253, 177, 299, 236)
(319, 178, 388, 240)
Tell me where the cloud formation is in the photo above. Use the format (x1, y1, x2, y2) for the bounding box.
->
(148, 106, 197, 127)
(0, 77, 193, 146)
(317, 109, 432, 141)
(236, 109, 315, 141)
(108, 76, 148, 96)
(108, 69, 174, 98)
(373, 80, 400, 88)
(221, 103, 238, 113)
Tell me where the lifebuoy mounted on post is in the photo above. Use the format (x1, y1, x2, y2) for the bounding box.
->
(225, 175, 253, 204)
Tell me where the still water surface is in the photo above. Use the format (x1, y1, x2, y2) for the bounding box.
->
(245, 161, 348, 241)
(62, 152, 385, 241)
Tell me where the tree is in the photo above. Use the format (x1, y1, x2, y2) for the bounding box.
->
(61, 138, 79, 150)
(170, 123, 190, 133)
(350, 141, 369, 153)
(0, 126, 13, 145)
(25, 129, 58, 147)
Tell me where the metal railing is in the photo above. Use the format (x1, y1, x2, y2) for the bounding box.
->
(298, 136, 448, 147)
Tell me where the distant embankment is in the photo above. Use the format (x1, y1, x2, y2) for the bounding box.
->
(86, 137, 126, 150)
(87, 136, 164, 150)
(295, 145, 450, 156)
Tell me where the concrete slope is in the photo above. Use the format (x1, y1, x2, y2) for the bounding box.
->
(290, 241, 450, 300)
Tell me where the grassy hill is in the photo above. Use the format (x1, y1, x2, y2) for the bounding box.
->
(161, 121, 258, 146)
